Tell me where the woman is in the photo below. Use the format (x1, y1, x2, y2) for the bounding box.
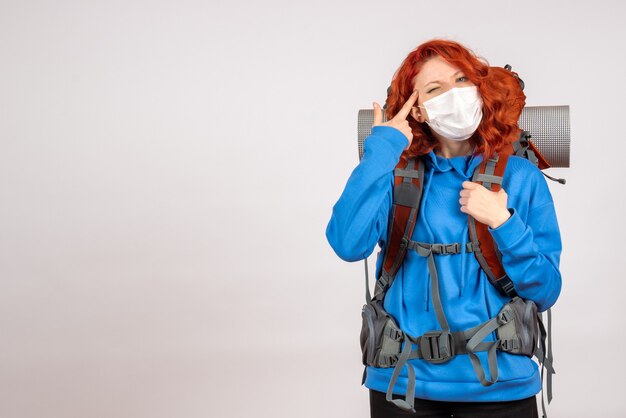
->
(325, 39, 562, 418)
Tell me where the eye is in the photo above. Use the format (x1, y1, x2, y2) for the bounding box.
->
(427, 87, 438, 94)
(457, 76, 468, 82)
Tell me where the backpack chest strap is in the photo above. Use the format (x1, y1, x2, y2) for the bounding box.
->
(407, 241, 478, 256)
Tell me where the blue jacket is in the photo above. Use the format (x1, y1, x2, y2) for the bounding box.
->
(326, 125, 562, 402)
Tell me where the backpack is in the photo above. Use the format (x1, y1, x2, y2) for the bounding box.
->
(358, 66, 566, 418)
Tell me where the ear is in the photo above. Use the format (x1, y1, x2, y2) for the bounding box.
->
(410, 106, 420, 121)
(410, 106, 423, 123)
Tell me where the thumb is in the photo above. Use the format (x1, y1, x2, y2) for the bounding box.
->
(372, 101, 383, 127)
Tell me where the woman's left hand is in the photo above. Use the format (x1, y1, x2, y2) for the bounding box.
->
(459, 181, 511, 228)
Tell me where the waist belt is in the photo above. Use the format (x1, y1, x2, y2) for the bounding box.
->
(363, 240, 554, 416)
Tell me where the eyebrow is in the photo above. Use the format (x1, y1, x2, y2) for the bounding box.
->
(424, 70, 464, 87)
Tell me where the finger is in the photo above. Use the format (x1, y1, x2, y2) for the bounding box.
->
(372, 101, 382, 126)
(395, 90, 419, 120)
(462, 181, 478, 189)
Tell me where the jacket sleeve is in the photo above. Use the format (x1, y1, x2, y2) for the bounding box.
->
(325, 126, 408, 262)
(487, 168, 563, 312)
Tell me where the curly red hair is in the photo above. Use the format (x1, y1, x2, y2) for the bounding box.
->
(385, 38, 526, 163)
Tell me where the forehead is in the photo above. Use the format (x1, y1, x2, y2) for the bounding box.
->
(412, 56, 463, 89)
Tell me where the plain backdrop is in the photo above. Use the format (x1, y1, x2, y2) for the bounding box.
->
(1, 0, 624, 417)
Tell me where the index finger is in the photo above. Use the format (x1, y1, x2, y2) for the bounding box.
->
(394, 90, 419, 120)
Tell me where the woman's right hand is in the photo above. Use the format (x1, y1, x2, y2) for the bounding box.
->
(372, 90, 419, 149)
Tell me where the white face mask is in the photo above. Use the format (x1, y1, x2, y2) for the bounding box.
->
(419, 86, 483, 141)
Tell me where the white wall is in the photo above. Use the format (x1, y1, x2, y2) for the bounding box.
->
(1, 0, 623, 417)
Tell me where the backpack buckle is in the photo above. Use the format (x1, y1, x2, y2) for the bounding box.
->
(419, 330, 455, 364)
(385, 327, 404, 341)
(498, 310, 513, 325)
(442, 243, 461, 254)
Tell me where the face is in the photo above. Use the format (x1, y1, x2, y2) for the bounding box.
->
(410, 55, 476, 123)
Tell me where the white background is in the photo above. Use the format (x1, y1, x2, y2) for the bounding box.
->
(1, 0, 624, 417)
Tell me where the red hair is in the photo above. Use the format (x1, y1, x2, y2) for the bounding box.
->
(385, 39, 526, 163)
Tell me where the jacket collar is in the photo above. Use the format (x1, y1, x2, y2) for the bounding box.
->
(423, 147, 484, 178)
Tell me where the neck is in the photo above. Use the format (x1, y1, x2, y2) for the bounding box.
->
(434, 136, 473, 158)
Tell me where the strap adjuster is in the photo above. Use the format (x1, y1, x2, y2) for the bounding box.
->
(419, 330, 455, 363)
(497, 276, 517, 297)
(498, 310, 512, 325)
(380, 353, 399, 367)
(430, 243, 461, 254)
(442, 243, 461, 254)
(385, 327, 403, 341)
(500, 338, 520, 351)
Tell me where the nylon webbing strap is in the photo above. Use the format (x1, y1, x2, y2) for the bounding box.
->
(364, 259, 371, 304)
(537, 308, 555, 418)
(386, 339, 417, 412)
(412, 242, 463, 332)
(481, 156, 498, 190)
(473, 173, 503, 185)
(547, 308, 554, 400)
(394, 167, 422, 179)
(465, 316, 501, 386)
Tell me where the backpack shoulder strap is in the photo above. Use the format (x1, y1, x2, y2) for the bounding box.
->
(468, 145, 518, 298)
(468, 127, 560, 296)
(373, 156, 425, 301)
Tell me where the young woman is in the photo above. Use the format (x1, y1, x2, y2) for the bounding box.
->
(326, 39, 562, 418)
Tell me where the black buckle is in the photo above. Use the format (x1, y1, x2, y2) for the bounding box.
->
(386, 354, 399, 367)
(497, 276, 517, 297)
(419, 330, 455, 363)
